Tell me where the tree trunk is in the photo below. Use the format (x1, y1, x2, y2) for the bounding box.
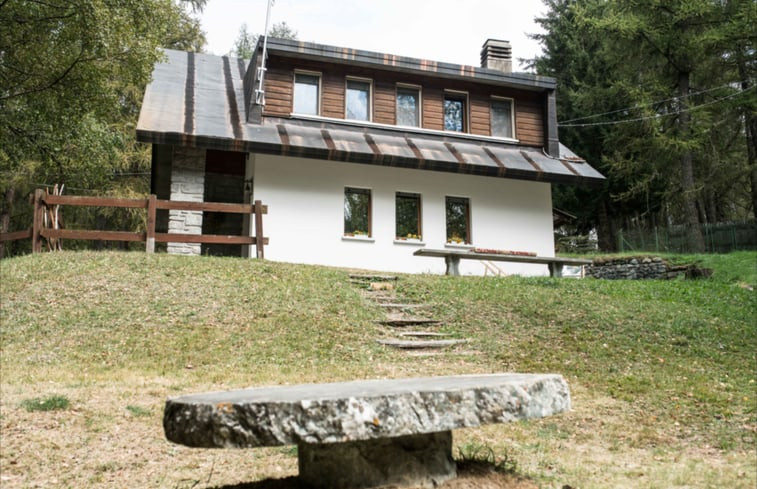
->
(678, 70, 705, 252)
(739, 62, 757, 218)
(596, 198, 617, 252)
(0, 187, 14, 259)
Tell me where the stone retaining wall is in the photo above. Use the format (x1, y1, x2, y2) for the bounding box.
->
(586, 256, 668, 280)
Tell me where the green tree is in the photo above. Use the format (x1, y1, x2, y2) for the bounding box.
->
(531, 0, 755, 252)
(232, 21, 298, 58)
(0, 0, 206, 256)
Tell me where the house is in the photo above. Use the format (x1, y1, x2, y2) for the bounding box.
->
(136, 37, 604, 275)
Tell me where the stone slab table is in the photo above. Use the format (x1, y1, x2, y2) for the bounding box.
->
(164, 373, 571, 489)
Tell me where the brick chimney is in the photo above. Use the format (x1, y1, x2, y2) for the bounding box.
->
(480, 39, 512, 73)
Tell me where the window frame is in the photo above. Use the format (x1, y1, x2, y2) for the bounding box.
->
(490, 95, 516, 139)
(344, 76, 373, 122)
(343, 186, 372, 238)
(445, 196, 472, 245)
(292, 70, 322, 116)
(394, 191, 422, 241)
(395, 83, 422, 128)
(443, 90, 469, 133)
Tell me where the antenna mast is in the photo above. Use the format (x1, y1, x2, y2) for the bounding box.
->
(255, 0, 274, 106)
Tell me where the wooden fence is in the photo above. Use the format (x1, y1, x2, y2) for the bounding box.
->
(617, 220, 757, 254)
(0, 189, 268, 257)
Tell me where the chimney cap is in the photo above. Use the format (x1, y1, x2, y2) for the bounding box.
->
(480, 39, 512, 72)
(482, 38, 511, 47)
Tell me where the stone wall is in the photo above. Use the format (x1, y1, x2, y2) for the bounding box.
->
(586, 256, 668, 280)
(168, 146, 206, 255)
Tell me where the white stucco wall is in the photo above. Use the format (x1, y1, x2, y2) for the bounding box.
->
(251, 153, 555, 276)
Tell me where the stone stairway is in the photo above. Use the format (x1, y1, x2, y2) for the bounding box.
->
(348, 274, 468, 354)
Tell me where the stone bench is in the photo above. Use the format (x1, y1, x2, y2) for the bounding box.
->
(164, 373, 570, 489)
(414, 248, 592, 277)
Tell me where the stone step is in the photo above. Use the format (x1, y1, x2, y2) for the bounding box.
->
(377, 339, 467, 349)
(378, 303, 429, 309)
(349, 274, 399, 281)
(369, 295, 400, 303)
(367, 282, 395, 292)
(376, 319, 441, 327)
(398, 332, 451, 338)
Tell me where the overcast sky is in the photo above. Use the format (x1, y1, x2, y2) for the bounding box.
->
(199, 0, 547, 72)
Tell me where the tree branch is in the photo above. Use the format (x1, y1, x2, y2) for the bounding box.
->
(0, 49, 85, 101)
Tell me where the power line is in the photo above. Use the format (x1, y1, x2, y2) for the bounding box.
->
(558, 86, 754, 128)
(558, 81, 749, 125)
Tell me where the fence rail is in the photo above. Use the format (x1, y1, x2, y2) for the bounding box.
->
(0, 189, 268, 257)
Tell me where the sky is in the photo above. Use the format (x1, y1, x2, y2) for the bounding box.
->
(198, 0, 547, 72)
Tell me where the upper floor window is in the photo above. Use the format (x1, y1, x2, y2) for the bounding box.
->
(395, 192, 421, 240)
(396, 85, 420, 127)
(443, 92, 467, 132)
(346, 79, 371, 121)
(491, 97, 514, 139)
(446, 196, 471, 244)
(344, 187, 371, 237)
(293, 72, 320, 115)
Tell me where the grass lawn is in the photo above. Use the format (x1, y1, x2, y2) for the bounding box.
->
(1, 250, 755, 488)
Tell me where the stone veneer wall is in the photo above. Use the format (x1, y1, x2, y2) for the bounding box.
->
(167, 146, 206, 255)
(586, 256, 668, 280)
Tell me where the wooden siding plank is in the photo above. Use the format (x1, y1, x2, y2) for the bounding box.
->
(374, 80, 395, 125)
(422, 87, 443, 131)
(262, 56, 549, 147)
(322, 72, 344, 118)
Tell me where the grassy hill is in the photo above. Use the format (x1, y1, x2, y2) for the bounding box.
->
(1, 251, 755, 488)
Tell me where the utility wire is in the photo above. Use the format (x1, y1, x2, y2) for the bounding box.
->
(558, 80, 749, 125)
(558, 86, 754, 128)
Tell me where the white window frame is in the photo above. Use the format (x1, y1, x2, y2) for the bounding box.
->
(490, 95, 516, 139)
(395, 83, 422, 128)
(344, 76, 373, 122)
(343, 186, 373, 240)
(394, 191, 423, 242)
(293, 70, 322, 116)
(444, 195, 472, 246)
(443, 89, 469, 133)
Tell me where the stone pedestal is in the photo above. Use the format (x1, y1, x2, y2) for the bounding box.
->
(298, 431, 455, 489)
(164, 373, 571, 488)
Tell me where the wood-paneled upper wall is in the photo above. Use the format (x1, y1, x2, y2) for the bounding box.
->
(263, 55, 545, 148)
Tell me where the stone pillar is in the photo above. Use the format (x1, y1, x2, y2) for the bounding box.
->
(167, 146, 206, 255)
(298, 431, 456, 489)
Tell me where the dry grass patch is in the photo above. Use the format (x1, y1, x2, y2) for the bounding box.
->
(1, 251, 755, 488)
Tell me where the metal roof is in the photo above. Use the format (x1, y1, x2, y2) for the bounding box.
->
(264, 37, 557, 91)
(137, 49, 605, 186)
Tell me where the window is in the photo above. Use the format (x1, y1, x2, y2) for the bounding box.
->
(346, 79, 371, 121)
(491, 97, 514, 138)
(445, 196, 470, 244)
(344, 187, 371, 237)
(396, 86, 420, 127)
(293, 72, 320, 115)
(443, 93, 467, 132)
(395, 192, 421, 240)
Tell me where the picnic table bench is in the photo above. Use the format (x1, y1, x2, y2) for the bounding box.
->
(164, 373, 570, 489)
(414, 248, 592, 277)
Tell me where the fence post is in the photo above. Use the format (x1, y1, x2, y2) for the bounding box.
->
(254, 200, 264, 259)
(31, 189, 44, 253)
(146, 195, 156, 253)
